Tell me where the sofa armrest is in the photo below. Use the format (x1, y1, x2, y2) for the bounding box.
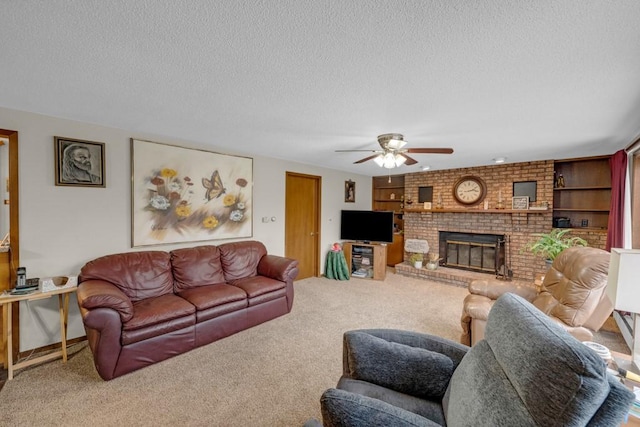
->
(469, 279, 538, 301)
(545, 315, 594, 342)
(77, 279, 134, 323)
(320, 388, 439, 427)
(343, 330, 468, 399)
(257, 254, 299, 282)
(460, 293, 495, 345)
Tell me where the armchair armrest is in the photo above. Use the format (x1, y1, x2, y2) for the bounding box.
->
(77, 279, 134, 322)
(320, 388, 440, 427)
(257, 254, 299, 282)
(469, 279, 538, 301)
(343, 329, 468, 399)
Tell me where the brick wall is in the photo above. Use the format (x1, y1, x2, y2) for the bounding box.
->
(402, 160, 607, 280)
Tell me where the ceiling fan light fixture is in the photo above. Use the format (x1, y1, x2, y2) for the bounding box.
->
(373, 154, 385, 167)
(394, 154, 407, 167)
(387, 138, 407, 150)
(382, 152, 397, 168)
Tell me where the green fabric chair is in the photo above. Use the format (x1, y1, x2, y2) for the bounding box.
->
(309, 293, 635, 426)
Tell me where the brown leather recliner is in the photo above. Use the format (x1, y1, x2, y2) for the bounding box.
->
(461, 246, 613, 346)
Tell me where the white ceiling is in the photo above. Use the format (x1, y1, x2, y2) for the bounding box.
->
(2, 1, 640, 176)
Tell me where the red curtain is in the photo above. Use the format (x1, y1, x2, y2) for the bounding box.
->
(606, 149, 627, 251)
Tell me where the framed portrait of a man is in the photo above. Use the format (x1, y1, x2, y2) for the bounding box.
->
(54, 136, 105, 187)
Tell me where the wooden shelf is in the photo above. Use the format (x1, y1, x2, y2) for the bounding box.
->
(403, 208, 549, 214)
(554, 156, 612, 230)
(374, 185, 404, 190)
(554, 208, 610, 212)
(555, 227, 608, 232)
(554, 186, 611, 191)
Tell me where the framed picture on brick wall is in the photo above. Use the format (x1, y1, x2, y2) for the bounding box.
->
(512, 196, 529, 210)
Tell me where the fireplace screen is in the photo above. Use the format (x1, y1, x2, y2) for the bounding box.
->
(439, 232, 505, 274)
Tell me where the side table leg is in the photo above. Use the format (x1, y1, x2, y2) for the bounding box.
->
(58, 294, 68, 363)
(6, 302, 13, 380)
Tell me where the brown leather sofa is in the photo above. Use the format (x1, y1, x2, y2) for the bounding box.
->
(76, 240, 299, 380)
(461, 246, 612, 346)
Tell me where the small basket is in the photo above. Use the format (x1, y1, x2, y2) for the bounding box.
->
(41, 275, 78, 292)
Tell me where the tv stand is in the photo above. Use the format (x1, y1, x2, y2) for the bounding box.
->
(343, 242, 387, 281)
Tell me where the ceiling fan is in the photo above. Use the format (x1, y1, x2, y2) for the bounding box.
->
(336, 133, 454, 168)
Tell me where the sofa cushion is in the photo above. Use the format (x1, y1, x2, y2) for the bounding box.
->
(338, 377, 447, 425)
(321, 388, 441, 427)
(120, 293, 196, 345)
(446, 293, 611, 427)
(79, 251, 174, 302)
(170, 245, 226, 291)
(218, 240, 267, 281)
(177, 283, 247, 312)
(229, 275, 286, 300)
(124, 293, 196, 331)
(345, 332, 454, 399)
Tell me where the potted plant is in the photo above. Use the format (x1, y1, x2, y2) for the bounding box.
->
(426, 253, 441, 270)
(523, 228, 588, 266)
(409, 252, 424, 269)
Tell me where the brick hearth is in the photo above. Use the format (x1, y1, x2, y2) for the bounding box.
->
(394, 263, 530, 288)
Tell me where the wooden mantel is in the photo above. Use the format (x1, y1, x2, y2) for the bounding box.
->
(403, 208, 549, 214)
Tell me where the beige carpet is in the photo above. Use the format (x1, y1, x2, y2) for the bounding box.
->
(0, 272, 628, 426)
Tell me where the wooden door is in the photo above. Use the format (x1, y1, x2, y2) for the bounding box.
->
(285, 172, 320, 279)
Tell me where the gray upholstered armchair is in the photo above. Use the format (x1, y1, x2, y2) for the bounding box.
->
(309, 293, 634, 427)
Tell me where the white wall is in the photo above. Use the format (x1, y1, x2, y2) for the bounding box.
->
(0, 106, 371, 350)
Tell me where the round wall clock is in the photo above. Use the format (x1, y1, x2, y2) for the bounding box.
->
(453, 175, 487, 205)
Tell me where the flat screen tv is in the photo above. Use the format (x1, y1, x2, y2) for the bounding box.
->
(340, 210, 394, 243)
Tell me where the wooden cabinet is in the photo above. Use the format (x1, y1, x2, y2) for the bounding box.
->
(372, 175, 405, 265)
(553, 156, 611, 230)
(387, 234, 404, 266)
(343, 242, 387, 281)
(372, 174, 405, 229)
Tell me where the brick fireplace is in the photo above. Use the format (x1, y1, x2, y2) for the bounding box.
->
(397, 160, 607, 281)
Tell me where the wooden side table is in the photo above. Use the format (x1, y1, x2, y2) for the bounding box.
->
(1, 285, 77, 379)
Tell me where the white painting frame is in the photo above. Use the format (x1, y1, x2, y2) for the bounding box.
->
(131, 139, 253, 247)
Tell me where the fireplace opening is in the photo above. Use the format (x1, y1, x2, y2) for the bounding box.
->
(438, 232, 505, 274)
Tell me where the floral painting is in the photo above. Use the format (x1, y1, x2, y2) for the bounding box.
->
(131, 139, 253, 247)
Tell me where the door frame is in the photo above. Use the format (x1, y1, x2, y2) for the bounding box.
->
(285, 172, 321, 278)
(0, 129, 19, 366)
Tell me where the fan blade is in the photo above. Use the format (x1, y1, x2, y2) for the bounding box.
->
(406, 148, 454, 154)
(335, 149, 379, 153)
(354, 154, 381, 164)
(399, 153, 418, 165)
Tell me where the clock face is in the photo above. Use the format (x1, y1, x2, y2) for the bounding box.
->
(453, 176, 486, 205)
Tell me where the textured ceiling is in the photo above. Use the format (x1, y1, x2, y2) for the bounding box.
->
(2, 1, 640, 176)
